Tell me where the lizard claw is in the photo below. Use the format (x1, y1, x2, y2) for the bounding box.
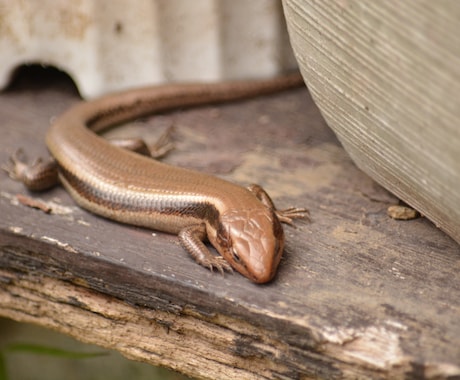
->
(149, 126, 175, 159)
(276, 207, 310, 227)
(206, 256, 233, 275)
(2, 149, 29, 181)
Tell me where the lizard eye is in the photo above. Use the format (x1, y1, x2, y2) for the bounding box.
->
(232, 250, 241, 263)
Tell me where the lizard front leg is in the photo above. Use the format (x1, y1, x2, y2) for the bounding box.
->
(247, 184, 310, 225)
(178, 223, 233, 274)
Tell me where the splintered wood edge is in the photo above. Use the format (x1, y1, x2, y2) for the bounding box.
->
(2, 267, 457, 380)
(0, 268, 285, 380)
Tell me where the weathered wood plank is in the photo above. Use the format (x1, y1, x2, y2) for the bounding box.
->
(0, 68, 459, 379)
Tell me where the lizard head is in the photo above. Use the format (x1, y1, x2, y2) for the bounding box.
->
(210, 208, 285, 283)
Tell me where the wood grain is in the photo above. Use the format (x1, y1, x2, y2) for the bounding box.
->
(0, 68, 459, 379)
(283, 0, 460, 245)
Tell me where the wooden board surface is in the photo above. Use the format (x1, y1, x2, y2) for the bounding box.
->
(1, 67, 459, 379)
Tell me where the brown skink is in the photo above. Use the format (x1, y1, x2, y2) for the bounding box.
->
(4, 73, 308, 283)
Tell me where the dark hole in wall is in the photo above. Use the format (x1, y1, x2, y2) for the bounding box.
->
(5, 64, 80, 96)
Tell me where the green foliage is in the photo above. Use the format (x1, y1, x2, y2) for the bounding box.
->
(0, 353, 7, 380)
(0, 343, 107, 380)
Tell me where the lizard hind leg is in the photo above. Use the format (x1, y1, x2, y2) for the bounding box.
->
(107, 126, 175, 159)
(2, 149, 59, 191)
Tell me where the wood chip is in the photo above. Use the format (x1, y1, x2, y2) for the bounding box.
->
(16, 194, 52, 214)
(387, 205, 420, 220)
